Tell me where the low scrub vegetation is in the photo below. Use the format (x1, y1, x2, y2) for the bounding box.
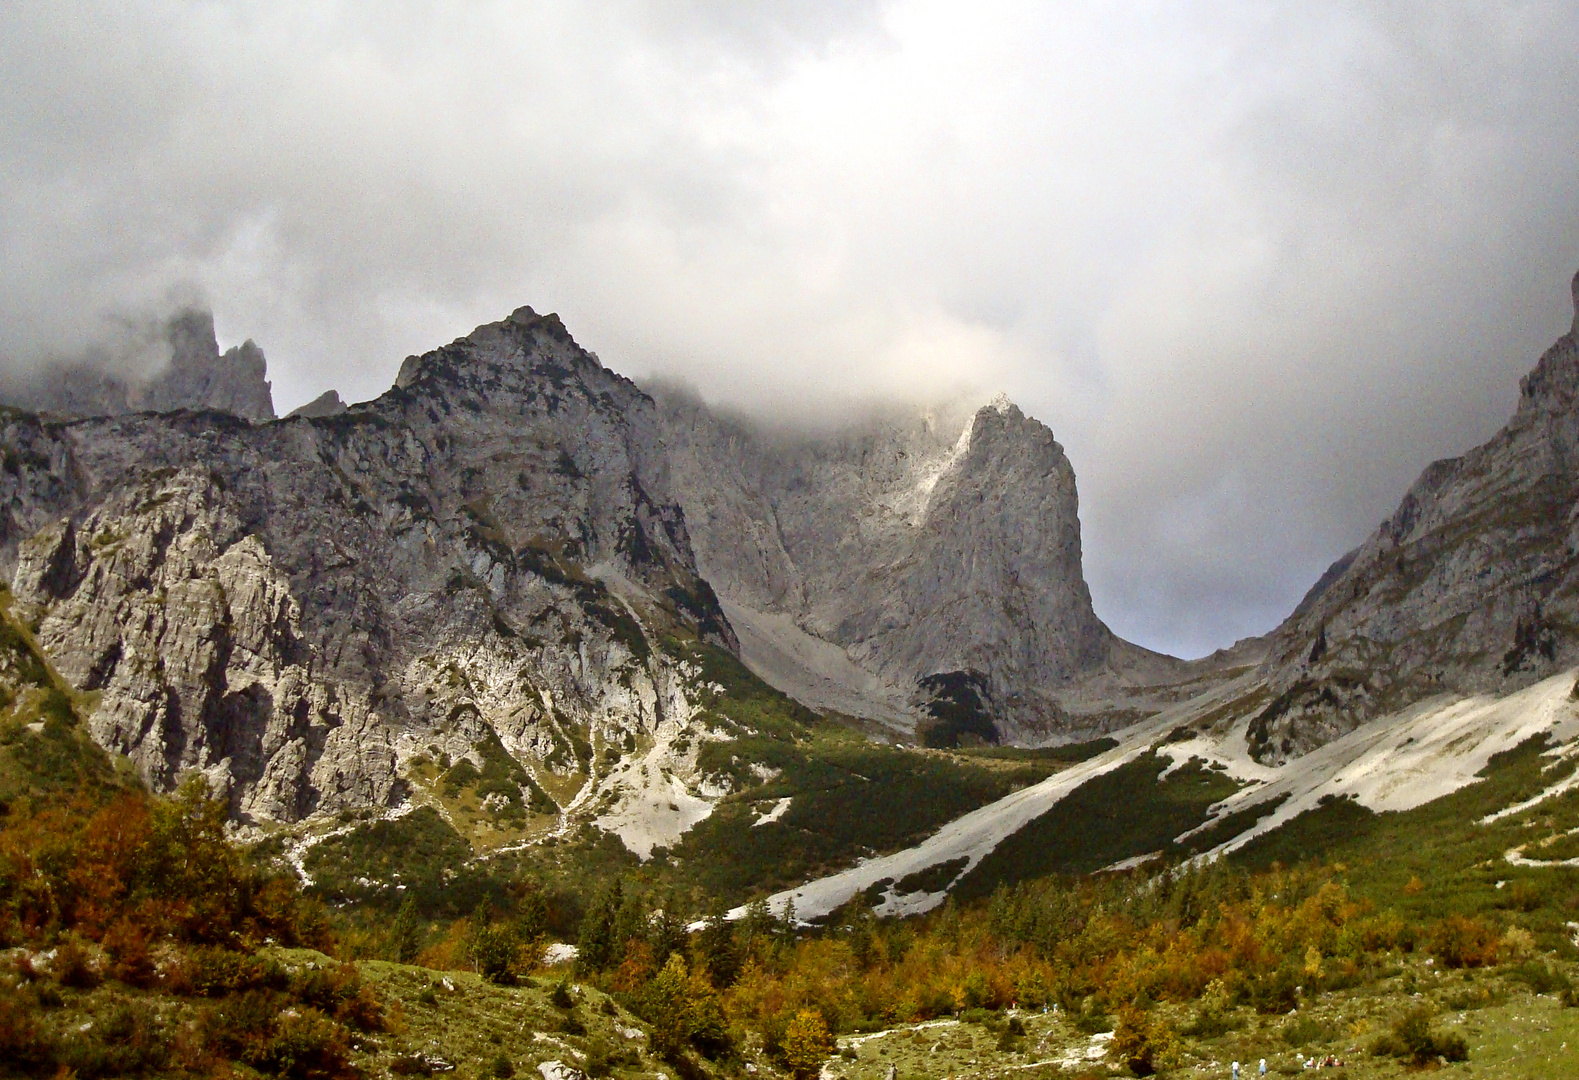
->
(0, 779, 386, 1078)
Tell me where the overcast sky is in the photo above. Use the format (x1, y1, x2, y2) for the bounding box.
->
(3, 2, 1578, 658)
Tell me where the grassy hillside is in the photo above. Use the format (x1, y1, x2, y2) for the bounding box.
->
(952, 753, 1241, 899)
(1229, 733, 1579, 950)
(0, 586, 130, 807)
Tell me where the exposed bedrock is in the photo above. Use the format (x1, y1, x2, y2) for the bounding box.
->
(1251, 270, 1579, 763)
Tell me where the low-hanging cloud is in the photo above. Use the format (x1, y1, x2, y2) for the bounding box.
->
(2, 1, 1577, 658)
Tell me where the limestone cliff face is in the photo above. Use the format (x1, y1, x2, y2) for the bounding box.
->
(2, 309, 276, 422)
(1250, 271, 1579, 763)
(13, 475, 398, 820)
(0, 308, 736, 832)
(653, 388, 1181, 741)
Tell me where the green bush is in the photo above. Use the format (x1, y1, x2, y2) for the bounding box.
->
(470, 920, 520, 984)
(178, 946, 287, 997)
(1370, 1006, 1469, 1065)
(57, 997, 169, 1078)
(1249, 965, 1300, 1014)
(1507, 960, 1573, 996)
(1282, 1015, 1333, 1048)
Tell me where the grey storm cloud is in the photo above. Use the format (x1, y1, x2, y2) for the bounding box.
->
(2, 1, 1577, 658)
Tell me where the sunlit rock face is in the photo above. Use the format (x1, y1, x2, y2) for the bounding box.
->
(1, 309, 276, 423)
(651, 387, 1190, 743)
(1252, 270, 1579, 764)
(0, 308, 736, 828)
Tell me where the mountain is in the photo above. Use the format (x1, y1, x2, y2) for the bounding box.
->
(1, 308, 276, 422)
(759, 268, 1579, 919)
(1246, 270, 1579, 764)
(0, 307, 739, 840)
(652, 386, 1222, 745)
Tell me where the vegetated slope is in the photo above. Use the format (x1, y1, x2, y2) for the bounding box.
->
(559, 788, 1579, 1080)
(748, 675, 1260, 921)
(763, 658, 1579, 920)
(1248, 271, 1579, 764)
(0, 584, 128, 806)
(652, 384, 1245, 745)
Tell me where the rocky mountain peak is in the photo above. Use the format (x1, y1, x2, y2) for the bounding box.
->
(651, 388, 1189, 743)
(0, 307, 275, 422)
(1512, 275, 1579, 419)
(287, 389, 348, 419)
(0, 300, 741, 834)
(395, 306, 589, 392)
(1250, 267, 1579, 764)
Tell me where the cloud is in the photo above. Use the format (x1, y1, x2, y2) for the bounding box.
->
(1, 0, 1577, 656)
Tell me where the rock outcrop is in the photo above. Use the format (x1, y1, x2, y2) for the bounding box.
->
(1250, 270, 1579, 763)
(1, 308, 276, 422)
(652, 387, 1192, 742)
(0, 307, 736, 830)
(288, 389, 349, 418)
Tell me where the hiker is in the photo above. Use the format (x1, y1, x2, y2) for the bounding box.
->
(1259, 1060, 1267, 1076)
(1232, 1062, 1240, 1080)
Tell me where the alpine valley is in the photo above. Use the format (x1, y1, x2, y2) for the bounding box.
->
(3, 275, 1579, 1079)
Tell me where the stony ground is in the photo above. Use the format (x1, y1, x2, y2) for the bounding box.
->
(825, 957, 1579, 1080)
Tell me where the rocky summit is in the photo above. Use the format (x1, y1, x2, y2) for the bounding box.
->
(1247, 270, 1579, 763)
(0, 308, 276, 423)
(0, 289, 1282, 856)
(651, 386, 1203, 744)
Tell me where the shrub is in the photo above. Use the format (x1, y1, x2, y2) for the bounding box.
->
(201, 989, 358, 1079)
(781, 1008, 835, 1080)
(1282, 1015, 1333, 1048)
(290, 962, 386, 1032)
(1500, 925, 1536, 960)
(584, 1036, 637, 1077)
(1249, 965, 1300, 1014)
(1429, 916, 1500, 968)
(1370, 1006, 1469, 1065)
(254, 1006, 354, 1079)
(0, 985, 54, 1070)
(51, 932, 102, 988)
(491, 1052, 515, 1078)
(1507, 960, 1573, 996)
(59, 997, 169, 1078)
(1072, 997, 1112, 1034)
(102, 916, 157, 987)
(1507, 880, 1545, 912)
(1109, 1006, 1180, 1077)
(470, 922, 520, 985)
(176, 945, 287, 997)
